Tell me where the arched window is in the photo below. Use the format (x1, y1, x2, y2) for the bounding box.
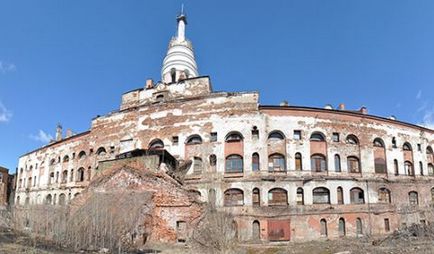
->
(409, 191, 418, 206)
(346, 135, 359, 145)
(45, 194, 52, 205)
(268, 153, 286, 172)
(295, 153, 302, 171)
(77, 168, 85, 182)
(225, 132, 243, 142)
(252, 153, 260, 171)
(403, 142, 412, 151)
(296, 188, 304, 205)
(313, 187, 330, 204)
(186, 135, 202, 145)
(419, 161, 424, 176)
(193, 157, 203, 173)
(356, 218, 363, 235)
(224, 188, 244, 206)
(63, 155, 69, 163)
(170, 68, 176, 83)
(347, 156, 360, 173)
(373, 138, 385, 147)
(61, 170, 68, 183)
(334, 154, 341, 172)
(70, 169, 74, 182)
(155, 94, 164, 102)
(311, 154, 327, 172)
(78, 151, 86, 160)
(337, 187, 344, 205)
(149, 139, 164, 149)
(268, 131, 285, 141)
(96, 147, 107, 156)
(268, 188, 288, 206)
(394, 159, 399, 175)
(404, 161, 414, 176)
(320, 219, 328, 236)
(310, 132, 325, 142)
(252, 220, 260, 241)
(58, 194, 66, 206)
(225, 155, 243, 173)
(50, 158, 56, 165)
(378, 188, 391, 203)
(429, 163, 434, 176)
(252, 188, 260, 206)
(338, 218, 346, 237)
(350, 188, 365, 204)
(16, 196, 20, 206)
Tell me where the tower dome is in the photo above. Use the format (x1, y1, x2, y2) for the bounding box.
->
(161, 11, 199, 84)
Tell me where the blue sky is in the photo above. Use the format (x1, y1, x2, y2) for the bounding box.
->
(1, 0, 434, 172)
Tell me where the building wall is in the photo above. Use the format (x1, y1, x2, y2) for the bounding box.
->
(15, 77, 434, 242)
(0, 167, 9, 205)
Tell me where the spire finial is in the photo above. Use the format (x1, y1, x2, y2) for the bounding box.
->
(176, 6, 187, 42)
(181, 3, 184, 15)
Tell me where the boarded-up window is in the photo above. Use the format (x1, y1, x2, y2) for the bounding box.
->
(350, 188, 365, 204)
(337, 187, 344, 205)
(338, 218, 346, 237)
(320, 219, 327, 236)
(267, 220, 290, 241)
(313, 187, 330, 204)
(252, 188, 260, 206)
(356, 218, 363, 235)
(347, 156, 360, 173)
(224, 189, 244, 206)
(311, 154, 327, 172)
(268, 154, 286, 172)
(375, 158, 387, 174)
(378, 188, 391, 203)
(268, 188, 288, 206)
(252, 221, 260, 241)
(409, 191, 418, 206)
(295, 153, 302, 171)
(296, 188, 304, 205)
(193, 157, 203, 174)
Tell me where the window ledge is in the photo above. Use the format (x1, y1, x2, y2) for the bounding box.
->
(224, 173, 244, 178)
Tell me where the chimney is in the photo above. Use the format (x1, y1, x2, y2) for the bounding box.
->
(145, 79, 154, 89)
(360, 106, 368, 115)
(66, 129, 73, 138)
(280, 100, 289, 106)
(338, 103, 345, 110)
(56, 123, 63, 141)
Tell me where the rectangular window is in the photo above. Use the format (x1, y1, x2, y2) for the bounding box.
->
(252, 128, 259, 139)
(172, 136, 179, 145)
(332, 132, 340, 142)
(418, 144, 421, 152)
(293, 130, 301, 140)
(176, 221, 187, 243)
(210, 132, 217, 142)
(384, 218, 390, 232)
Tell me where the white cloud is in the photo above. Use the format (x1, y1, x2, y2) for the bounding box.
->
(0, 61, 16, 74)
(0, 102, 12, 122)
(419, 108, 434, 130)
(29, 130, 53, 143)
(416, 90, 422, 100)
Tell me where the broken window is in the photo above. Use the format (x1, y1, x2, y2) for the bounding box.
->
(403, 142, 412, 151)
(63, 155, 69, 163)
(429, 164, 434, 176)
(409, 191, 418, 206)
(378, 188, 391, 203)
(172, 136, 179, 145)
(225, 155, 243, 173)
(268, 154, 286, 172)
(210, 132, 217, 142)
(374, 138, 384, 147)
(394, 159, 399, 175)
(78, 151, 86, 160)
(268, 188, 288, 206)
(311, 154, 327, 172)
(334, 154, 341, 172)
(225, 133, 243, 142)
(350, 188, 365, 204)
(295, 153, 302, 171)
(224, 188, 244, 206)
(419, 162, 424, 175)
(176, 221, 187, 242)
(313, 187, 330, 204)
(310, 132, 325, 142)
(347, 156, 360, 173)
(296, 188, 304, 205)
(405, 161, 414, 176)
(320, 219, 328, 236)
(418, 144, 422, 152)
(268, 131, 285, 141)
(70, 169, 74, 182)
(252, 153, 260, 171)
(193, 157, 203, 174)
(293, 130, 301, 140)
(252, 188, 260, 206)
(77, 168, 85, 182)
(332, 132, 340, 142)
(338, 218, 346, 237)
(346, 135, 359, 145)
(337, 187, 344, 205)
(392, 137, 397, 148)
(62, 170, 68, 184)
(96, 147, 107, 156)
(251, 126, 259, 139)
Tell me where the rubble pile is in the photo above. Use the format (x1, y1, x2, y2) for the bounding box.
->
(374, 224, 434, 247)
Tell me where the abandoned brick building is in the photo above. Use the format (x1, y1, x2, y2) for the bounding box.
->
(15, 12, 434, 243)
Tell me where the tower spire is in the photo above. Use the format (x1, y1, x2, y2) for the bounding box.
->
(176, 5, 187, 42)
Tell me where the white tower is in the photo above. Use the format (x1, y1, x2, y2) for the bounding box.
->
(161, 9, 199, 84)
